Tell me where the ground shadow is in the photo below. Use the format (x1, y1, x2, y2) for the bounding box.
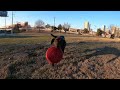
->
(66, 41, 120, 64)
(67, 41, 111, 46)
(67, 41, 87, 46)
(83, 46, 120, 63)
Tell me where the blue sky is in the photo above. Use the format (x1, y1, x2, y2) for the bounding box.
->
(0, 11, 120, 31)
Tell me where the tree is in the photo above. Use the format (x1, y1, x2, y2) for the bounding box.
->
(96, 28, 103, 36)
(63, 23, 70, 33)
(58, 24, 62, 33)
(35, 20, 45, 32)
(77, 29, 82, 35)
(109, 24, 114, 30)
(109, 24, 117, 34)
(13, 24, 20, 33)
(83, 28, 89, 33)
(51, 26, 57, 32)
(45, 24, 51, 28)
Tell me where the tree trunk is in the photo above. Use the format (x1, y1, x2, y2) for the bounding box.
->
(39, 28, 40, 33)
(60, 29, 61, 33)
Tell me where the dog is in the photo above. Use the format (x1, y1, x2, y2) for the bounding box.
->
(48, 34, 66, 67)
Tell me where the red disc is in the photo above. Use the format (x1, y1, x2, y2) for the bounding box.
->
(46, 46, 63, 64)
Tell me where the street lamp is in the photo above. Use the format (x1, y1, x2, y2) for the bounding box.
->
(11, 11, 13, 34)
(4, 13, 8, 36)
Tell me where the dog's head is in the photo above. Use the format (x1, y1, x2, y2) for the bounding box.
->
(51, 34, 66, 52)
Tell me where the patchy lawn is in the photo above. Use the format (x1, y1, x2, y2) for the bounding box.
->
(0, 32, 120, 79)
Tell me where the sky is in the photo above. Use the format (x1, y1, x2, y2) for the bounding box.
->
(0, 11, 120, 31)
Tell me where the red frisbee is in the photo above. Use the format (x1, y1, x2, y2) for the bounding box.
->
(46, 46, 63, 64)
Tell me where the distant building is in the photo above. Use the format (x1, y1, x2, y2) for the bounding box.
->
(102, 25, 106, 32)
(0, 21, 32, 32)
(69, 28, 77, 32)
(84, 21, 90, 31)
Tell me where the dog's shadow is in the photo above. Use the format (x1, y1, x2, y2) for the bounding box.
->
(83, 46, 120, 63)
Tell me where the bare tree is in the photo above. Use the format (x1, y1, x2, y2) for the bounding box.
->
(63, 23, 70, 33)
(108, 24, 117, 39)
(35, 20, 45, 32)
(45, 24, 51, 28)
(58, 24, 62, 33)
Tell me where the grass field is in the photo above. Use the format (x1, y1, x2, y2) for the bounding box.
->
(0, 34, 51, 45)
(0, 32, 120, 79)
(0, 33, 119, 44)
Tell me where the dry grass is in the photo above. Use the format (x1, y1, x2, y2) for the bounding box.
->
(0, 32, 120, 79)
(0, 34, 51, 45)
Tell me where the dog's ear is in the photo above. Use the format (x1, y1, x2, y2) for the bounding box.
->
(51, 34, 57, 38)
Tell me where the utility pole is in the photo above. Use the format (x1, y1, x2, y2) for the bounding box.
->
(54, 17, 55, 31)
(11, 11, 13, 34)
(54, 17, 55, 27)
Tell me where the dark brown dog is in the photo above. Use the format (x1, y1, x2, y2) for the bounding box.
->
(50, 34, 66, 67)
